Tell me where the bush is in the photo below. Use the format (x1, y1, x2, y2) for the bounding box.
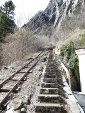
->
(67, 53, 78, 69)
(1, 28, 49, 66)
(74, 33, 85, 49)
(60, 41, 80, 91)
(60, 41, 75, 61)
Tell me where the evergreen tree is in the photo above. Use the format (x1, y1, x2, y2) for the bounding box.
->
(0, 0, 16, 40)
(3, 0, 15, 19)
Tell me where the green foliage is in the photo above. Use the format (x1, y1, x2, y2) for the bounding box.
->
(3, 0, 15, 19)
(67, 53, 78, 69)
(74, 33, 85, 49)
(80, 23, 85, 29)
(60, 41, 80, 90)
(0, 0, 15, 40)
(60, 41, 75, 61)
(73, 0, 82, 15)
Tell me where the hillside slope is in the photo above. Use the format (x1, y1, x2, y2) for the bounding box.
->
(24, 0, 85, 43)
(1, 0, 85, 68)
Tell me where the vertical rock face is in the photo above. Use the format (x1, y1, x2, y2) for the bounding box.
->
(24, 0, 59, 30)
(24, 0, 85, 35)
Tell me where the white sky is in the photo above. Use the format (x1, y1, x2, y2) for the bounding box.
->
(0, 0, 50, 27)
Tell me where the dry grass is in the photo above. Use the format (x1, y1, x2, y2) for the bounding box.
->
(0, 28, 49, 67)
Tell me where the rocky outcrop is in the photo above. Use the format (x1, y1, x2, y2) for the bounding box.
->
(24, 0, 85, 39)
(23, 0, 59, 30)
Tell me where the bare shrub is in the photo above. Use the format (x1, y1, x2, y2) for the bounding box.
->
(1, 28, 49, 66)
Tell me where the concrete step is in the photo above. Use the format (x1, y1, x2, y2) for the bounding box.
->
(41, 83, 58, 88)
(38, 95, 65, 103)
(38, 94, 59, 97)
(41, 81, 65, 87)
(35, 103, 67, 113)
(41, 82, 57, 85)
(36, 102, 63, 107)
(44, 74, 57, 78)
(39, 88, 66, 97)
(40, 88, 58, 94)
(43, 78, 57, 83)
(40, 88, 58, 90)
(45, 72, 56, 75)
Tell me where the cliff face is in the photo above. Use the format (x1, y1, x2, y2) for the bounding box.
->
(23, 0, 59, 30)
(24, 0, 85, 41)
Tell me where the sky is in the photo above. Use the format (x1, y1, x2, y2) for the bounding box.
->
(0, 0, 50, 27)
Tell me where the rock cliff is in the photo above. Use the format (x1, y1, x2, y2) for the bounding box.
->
(24, 0, 85, 41)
